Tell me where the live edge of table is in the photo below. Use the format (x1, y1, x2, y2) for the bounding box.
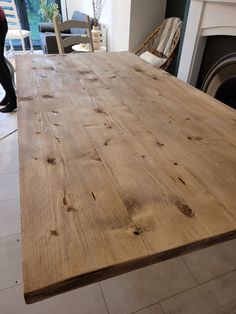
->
(16, 51, 236, 304)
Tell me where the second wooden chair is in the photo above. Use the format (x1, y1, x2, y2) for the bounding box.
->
(53, 14, 94, 54)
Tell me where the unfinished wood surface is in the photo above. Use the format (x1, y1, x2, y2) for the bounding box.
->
(16, 52, 236, 304)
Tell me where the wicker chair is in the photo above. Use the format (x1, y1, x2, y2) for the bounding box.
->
(135, 17, 182, 71)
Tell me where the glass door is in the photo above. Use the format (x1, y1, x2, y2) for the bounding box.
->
(7, 0, 61, 50)
(23, 0, 41, 48)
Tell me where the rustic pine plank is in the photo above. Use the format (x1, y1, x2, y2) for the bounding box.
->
(16, 52, 236, 304)
(81, 52, 236, 218)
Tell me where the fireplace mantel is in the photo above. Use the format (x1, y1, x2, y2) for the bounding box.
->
(177, 0, 236, 85)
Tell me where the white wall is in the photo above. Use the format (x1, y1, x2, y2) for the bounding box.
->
(98, 0, 113, 51)
(63, 0, 131, 51)
(65, 0, 91, 18)
(110, 0, 131, 51)
(62, 0, 166, 52)
(129, 0, 167, 51)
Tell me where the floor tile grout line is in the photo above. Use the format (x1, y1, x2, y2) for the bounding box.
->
(130, 268, 236, 314)
(0, 196, 19, 204)
(188, 266, 236, 287)
(99, 282, 110, 314)
(0, 191, 20, 203)
(180, 256, 199, 285)
(130, 301, 166, 314)
(158, 268, 236, 305)
(0, 129, 18, 142)
(0, 196, 20, 203)
(0, 283, 22, 294)
(0, 232, 21, 241)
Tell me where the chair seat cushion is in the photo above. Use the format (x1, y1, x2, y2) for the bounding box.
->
(7, 29, 31, 39)
(140, 51, 167, 67)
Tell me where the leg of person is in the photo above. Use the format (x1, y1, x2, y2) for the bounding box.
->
(0, 18, 17, 112)
(0, 18, 9, 106)
(0, 58, 14, 106)
(0, 53, 8, 107)
(0, 60, 16, 112)
(0, 94, 8, 106)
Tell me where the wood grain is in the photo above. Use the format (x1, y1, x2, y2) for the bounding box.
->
(16, 52, 236, 304)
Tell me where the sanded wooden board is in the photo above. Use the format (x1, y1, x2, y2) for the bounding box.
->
(16, 52, 236, 304)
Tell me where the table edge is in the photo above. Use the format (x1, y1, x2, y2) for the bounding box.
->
(24, 229, 236, 304)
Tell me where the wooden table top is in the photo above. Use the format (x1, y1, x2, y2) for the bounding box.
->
(16, 52, 236, 304)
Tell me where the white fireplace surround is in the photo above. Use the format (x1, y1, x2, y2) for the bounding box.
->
(177, 0, 236, 86)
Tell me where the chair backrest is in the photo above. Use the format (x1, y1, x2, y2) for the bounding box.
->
(53, 14, 94, 54)
(0, 0, 22, 32)
(153, 17, 182, 58)
(134, 17, 182, 70)
(70, 11, 89, 35)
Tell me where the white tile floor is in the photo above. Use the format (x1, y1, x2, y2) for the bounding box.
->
(0, 60, 236, 314)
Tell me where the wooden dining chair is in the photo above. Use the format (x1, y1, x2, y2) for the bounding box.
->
(0, 0, 33, 54)
(53, 14, 94, 54)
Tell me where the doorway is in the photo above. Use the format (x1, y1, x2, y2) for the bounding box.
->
(6, 0, 61, 50)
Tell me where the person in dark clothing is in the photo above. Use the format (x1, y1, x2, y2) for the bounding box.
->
(0, 6, 17, 112)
